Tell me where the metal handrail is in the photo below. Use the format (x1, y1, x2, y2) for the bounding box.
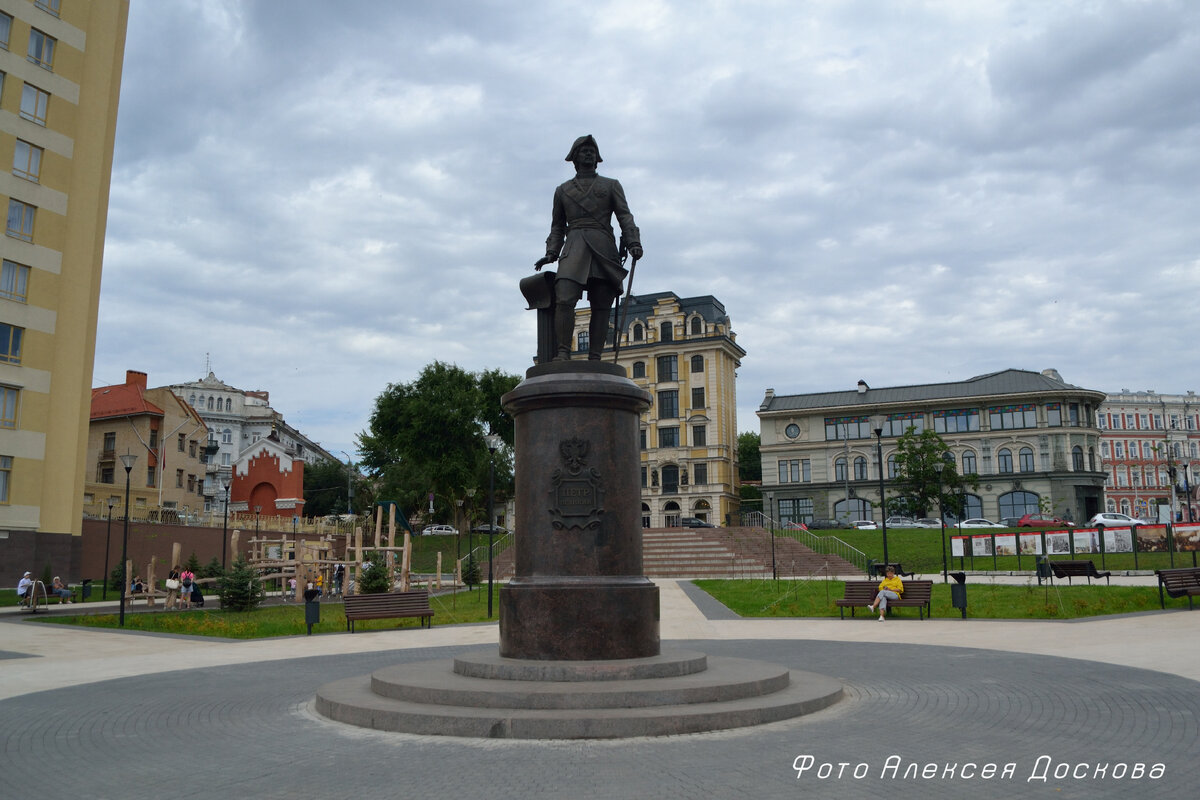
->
(741, 509, 869, 573)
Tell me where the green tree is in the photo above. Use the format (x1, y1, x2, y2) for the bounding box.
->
(358, 551, 393, 594)
(737, 431, 761, 482)
(217, 555, 264, 612)
(888, 427, 978, 518)
(356, 362, 519, 519)
(303, 458, 368, 517)
(185, 552, 202, 575)
(200, 556, 224, 580)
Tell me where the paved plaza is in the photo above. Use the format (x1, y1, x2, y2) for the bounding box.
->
(2, 579, 1197, 799)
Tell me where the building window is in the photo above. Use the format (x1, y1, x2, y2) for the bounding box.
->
(27, 28, 56, 70)
(0, 455, 11, 503)
(1072, 446, 1084, 470)
(1046, 403, 1062, 426)
(225, 398, 232, 411)
(853, 456, 867, 480)
(691, 387, 705, 409)
(692, 425, 706, 447)
(834, 498, 872, 521)
(7, 199, 36, 241)
(1018, 447, 1035, 472)
(657, 390, 678, 419)
(207, 396, 215, 410)
(999, 490, 1040, 520)
(146, 466, 156, 487)
(834, 457, 847, 482)
(222, 428, 232, 444)
(1, 260, 30, 302)
(690, 354, 703, 374)
(779, 497, 814, 525)
(176, 469, 184, 488)
(883, 413, 924, 437)
(639, 428, 646, 450)
(631, 361, 645, 379)
(658, 426, 679, 448)
(576, 330, 589, 353)
(659, 321, 673, 342)
(0, 386, 18, 428)
(661, 464, 679, 493)
(221, 453, 230, 466)
(178, 433, 186, 452)
(656, 355, 678, 381)
(12, 140, 43, 182)
(640, 466, 647, 488)
(20, 84, 50, 126)
(931, 410, 979, 434)
(188, 440, 197, 458)
(34, 0, 61, 16)
(825, 416, 871, 440)
(633, 323, 643, 341)
(693, 462, 708, 484)
(962, 451, 977, 474)
(989, 404, 1036, 430)
(1114, 442, 1124, 459)
(997, 448, 1013, 473)
(887, 454, 898, 478)
(0, 13, 12, 49)
(690, 316, 703, 336)
(0, 323, 23, 364)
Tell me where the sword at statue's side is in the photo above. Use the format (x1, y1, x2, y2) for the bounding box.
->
(612, 254, 639, 364)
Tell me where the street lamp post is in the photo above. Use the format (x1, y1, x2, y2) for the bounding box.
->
(870, 416, 889, 568)
(103, 498, 116, 600)
(220, 478, 230, 571)
(254, 505, 262, 536)
(340, 451, 354, 515)
(935, 460, 948, 583)
(484, 433, 503, 619)
(117, 453, 137, 627)
(765, 490, 777, 580)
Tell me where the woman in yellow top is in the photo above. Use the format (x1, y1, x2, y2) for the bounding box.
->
(867, 566, 903, 621)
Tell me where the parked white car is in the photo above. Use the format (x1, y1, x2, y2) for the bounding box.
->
(852, 519, 878, 529)
(957, 518, 1006, 529)
(1086, 512, 1136, 527)
(421, 524, 459, 536)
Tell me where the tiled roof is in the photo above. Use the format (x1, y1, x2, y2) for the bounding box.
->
(760, 369, 1104, 413)
(91, 384, 164, 420)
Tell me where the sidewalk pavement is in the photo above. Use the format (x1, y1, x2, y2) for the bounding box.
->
(2, 578, 1197, 700)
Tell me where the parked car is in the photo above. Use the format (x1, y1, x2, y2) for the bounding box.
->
(1017, 513, 1073, 528)
(805, 519, 843, 530)
(958, 518, 1006, 529)
(884, 517, 922, 528)
(1087, 512, 1137, 527)
(914, 518, 944, 528)
(852, 519, 878, 529)
(681, 517, 715, 528)
(421, 524, 459, 536)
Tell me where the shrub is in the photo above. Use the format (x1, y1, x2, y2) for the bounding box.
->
(357, 552, 393, 594)
(217, 555, 264, 612)
(462, 557, 481, 588)
(200, 556, 224, 580)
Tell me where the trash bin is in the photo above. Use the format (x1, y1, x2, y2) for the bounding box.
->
(81, 578, 92, 600)
(1035, 558, 1053, 585)
(949, 571, 967, 619)
(304, 586, 321, 635)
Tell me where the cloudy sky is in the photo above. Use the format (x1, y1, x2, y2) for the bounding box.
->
(94, 0, 1200, 459)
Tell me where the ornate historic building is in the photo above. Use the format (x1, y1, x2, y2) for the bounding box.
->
(573, 291, 744, 527)
(1098, 390, 1199, 522)
(0, 0, 128, 582)
(757, 369, 1107, 525)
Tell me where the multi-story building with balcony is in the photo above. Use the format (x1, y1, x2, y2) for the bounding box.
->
(85, 370, 209, 520)
(0, 0, 128, 582)
(168, 371, 334, 512)
(572, 291, 744, 527)
(1098, 389, 1199, 522)
(758, 369, 1107, 526)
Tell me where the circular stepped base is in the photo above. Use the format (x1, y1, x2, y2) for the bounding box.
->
(315, 649, 843, 739)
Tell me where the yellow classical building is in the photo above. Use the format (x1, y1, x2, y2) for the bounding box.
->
(0, 0, 128, 582)
(574, 291, 745, 527)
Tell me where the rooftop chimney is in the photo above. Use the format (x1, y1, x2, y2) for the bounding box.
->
(857, 380, 868, 394)
(126, 370, 148, 391)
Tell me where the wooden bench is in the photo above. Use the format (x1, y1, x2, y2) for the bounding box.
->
(343, 590, 434, 632)
(1048, 560, 1112, 585)
(835, 580, 934, 619)
(1155, 567, 1200, 610)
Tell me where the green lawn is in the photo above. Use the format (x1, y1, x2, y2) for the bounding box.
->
(695, 578, 1186, 620)
(26, 586, 501, 638)
(787, 527, 1200, 575)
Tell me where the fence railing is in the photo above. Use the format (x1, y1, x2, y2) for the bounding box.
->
(740, 510, 869, 574)
(82, 502, 365, 537)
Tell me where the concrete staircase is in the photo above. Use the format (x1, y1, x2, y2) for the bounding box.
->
(480, 526, 864, 581)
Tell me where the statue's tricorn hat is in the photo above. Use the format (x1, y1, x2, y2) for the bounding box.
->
(565, 135, 602, 163)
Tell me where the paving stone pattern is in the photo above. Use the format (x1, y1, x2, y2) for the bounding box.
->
(1, 640, 1197, 800)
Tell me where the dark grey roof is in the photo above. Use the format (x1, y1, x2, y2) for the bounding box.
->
(612, 291, 730, 328)
(760, 369, 1105, 413)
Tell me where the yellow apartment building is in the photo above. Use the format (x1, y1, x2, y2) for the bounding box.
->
(0, 0, 128, 582)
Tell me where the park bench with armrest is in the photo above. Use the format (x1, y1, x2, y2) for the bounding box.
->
(1155, 567, 1200, 610)
(834, 580, 933, 619)
(869, 562, 915, 578)
(1048, 560, 1111, 585)
(343, 590, 434, 632)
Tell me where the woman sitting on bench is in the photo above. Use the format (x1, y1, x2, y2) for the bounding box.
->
(867, 566, 904, 622)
